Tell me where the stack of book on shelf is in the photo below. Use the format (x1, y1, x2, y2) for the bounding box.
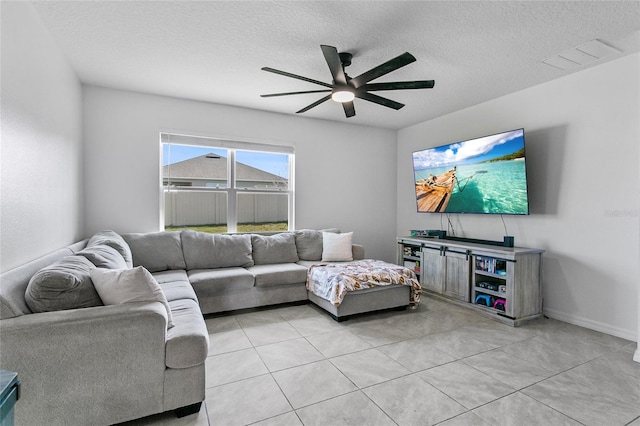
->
(476, 257, 506, 275)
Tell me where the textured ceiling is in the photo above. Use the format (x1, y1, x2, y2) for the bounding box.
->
(31, 1, 640, 130)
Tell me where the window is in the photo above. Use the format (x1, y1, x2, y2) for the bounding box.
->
(162, 133, 294, 233)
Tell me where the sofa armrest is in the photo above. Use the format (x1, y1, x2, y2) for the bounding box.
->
(352, 244, 365, 260)
(0, 303, 168, 425)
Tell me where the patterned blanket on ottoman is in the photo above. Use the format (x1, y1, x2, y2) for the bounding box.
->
(306, 259, 421, 307)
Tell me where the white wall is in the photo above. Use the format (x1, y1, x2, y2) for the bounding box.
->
(0, 2, 83, 272)
(397, 54, 639, 341)
(82, 86, 398, 262)
(637, 129, 640, 362)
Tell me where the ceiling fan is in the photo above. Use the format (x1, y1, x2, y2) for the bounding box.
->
(260, 45, 435, 118)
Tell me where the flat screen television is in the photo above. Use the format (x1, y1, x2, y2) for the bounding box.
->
(412, 128, 529, 215)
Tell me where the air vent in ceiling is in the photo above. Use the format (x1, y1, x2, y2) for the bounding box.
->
(541, 39, 622, 71)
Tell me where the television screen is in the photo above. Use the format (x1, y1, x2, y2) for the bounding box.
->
(412, 128, 529, 214)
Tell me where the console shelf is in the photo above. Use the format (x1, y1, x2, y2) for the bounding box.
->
(400, 244, 423, 278)
(397, 237, 544, 326)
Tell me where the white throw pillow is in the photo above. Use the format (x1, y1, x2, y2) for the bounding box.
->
(90, 266, 174, 328)
(321, 232, 354, 262)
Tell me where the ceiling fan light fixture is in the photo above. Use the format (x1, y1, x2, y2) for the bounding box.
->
(331, 88, 355, 103)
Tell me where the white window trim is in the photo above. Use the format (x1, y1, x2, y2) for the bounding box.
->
(160, 133, 295, 233)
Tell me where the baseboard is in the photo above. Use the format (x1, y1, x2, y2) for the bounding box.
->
(543, 308, 637, 342)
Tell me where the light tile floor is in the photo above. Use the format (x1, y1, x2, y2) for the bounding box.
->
(122, 299, 640, 426)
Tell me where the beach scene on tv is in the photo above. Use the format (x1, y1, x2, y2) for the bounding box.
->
(412, 129, 529, 214)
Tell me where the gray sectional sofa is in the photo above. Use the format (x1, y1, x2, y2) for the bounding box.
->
(0, 228, 364, 426)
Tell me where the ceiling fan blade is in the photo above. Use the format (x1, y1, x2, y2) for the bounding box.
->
(350, 52, 416, 88)
(342, 101, 355, 118)
(296, 95, 332, 114)
(361, 80, 435, 91)
(320, 45, 347, 85)
(355, 91, 405, 110)
(261, 67, 333, 88)
(261, 89, 331, 98)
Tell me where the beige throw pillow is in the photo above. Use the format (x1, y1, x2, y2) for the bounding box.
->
(90, 266, 174, 328)
(321, 232, 353, 262)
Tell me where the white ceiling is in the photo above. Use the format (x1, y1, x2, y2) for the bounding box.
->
(31, 1, 640, 130)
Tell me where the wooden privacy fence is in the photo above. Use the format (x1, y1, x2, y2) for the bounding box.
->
(164, 191, 288, 226)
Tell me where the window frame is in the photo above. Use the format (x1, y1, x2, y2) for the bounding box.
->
(160, 133, 295, 233)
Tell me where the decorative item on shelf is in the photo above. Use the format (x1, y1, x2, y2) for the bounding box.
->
(499, 285, 506, 293)
(493, 298, 506, 311)
(410, 230, 442, 237)
(475, 294, 495, 307)
(503, 236, 515, 247)
(476, 281, 500, 291)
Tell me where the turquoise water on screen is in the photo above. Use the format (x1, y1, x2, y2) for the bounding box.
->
(414, 159, 529, 214)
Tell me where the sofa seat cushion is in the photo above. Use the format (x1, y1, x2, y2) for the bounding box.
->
(188, 268, 255, 296)
(165, 299, 209, 369)
(159, 281, 198, 303)
(151, 270, 197, 303)
(246, 263, 308, 288)
(296, 260, 322, 268)
(122, 232, 186, 273)
(296, 260, 358, 269)
(152, 269, 189, 284)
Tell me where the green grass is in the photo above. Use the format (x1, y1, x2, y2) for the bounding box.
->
(165, 222, 288, 234)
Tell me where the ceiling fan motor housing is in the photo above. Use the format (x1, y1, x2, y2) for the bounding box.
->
(339, 52, 352, 68)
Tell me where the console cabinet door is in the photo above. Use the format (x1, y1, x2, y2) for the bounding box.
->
(443, 251, 471, 302)
(421, 248, 445, 294)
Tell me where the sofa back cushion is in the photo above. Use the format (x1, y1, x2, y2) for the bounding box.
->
(294, 228, 339, 261)
(123, 232, 187, 273)
(24, 255, 103, 313)
(181, 230, 254, 269)
(76, 244, 128, 270)
(251, 233, 299, 265)
(0, 247, 80, 319)
(87, 230, 133, 268)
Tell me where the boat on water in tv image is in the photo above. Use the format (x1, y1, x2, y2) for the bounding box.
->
(412, 128, 530, 215)
(415, 167, 458, 212)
